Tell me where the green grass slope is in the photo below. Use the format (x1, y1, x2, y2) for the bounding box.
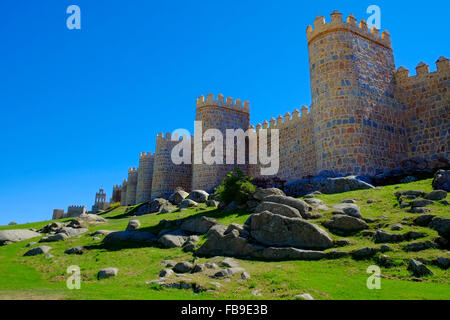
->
(0, 178, 449, 300)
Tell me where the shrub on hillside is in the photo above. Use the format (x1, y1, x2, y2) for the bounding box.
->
(108, 202, 121, 210)
(215, 167, 256, 205)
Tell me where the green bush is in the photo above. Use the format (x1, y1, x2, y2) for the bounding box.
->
(215, 167, 256, 205)
(108, 202, 121, 210)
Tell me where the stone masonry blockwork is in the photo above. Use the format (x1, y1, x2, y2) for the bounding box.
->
(136, 152, 154, 203)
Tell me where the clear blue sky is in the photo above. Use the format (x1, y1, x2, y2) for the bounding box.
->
(0, 0, 448, 225)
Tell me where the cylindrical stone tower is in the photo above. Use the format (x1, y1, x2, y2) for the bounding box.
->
(151, 132, 192, 199)
(136, 152, 154, 204)
(120, 180, 127, 206)
(125, 168, 138, 205)
(111, 184, 121, 204)
(192, 93, 250, 192)
(307, 11, 406, 176)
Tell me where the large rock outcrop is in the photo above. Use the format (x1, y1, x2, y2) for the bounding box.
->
(332, 203, 363, 219)
(261, 247, 326, 261)
(135, 199, 170, 216)
(126, 219, 141, 231)
(373, 230, 426, 243)
(67, 214, 107, 228)
(98, 267, 119, 279)
(285, 176, 374, 197)
(196, 226, 265, 258)
(252, 188, 285, 201)
(432, 170, 450, 192)
(40, 222, 65, 233)
(261, 196, 313, 219)
(247, 211, 333, 250)
(408, 259, 433, 277)
(39, 233, 68, 243)
(158, 232, 188, 248)
(24, 245, 52, 256)
(103, 231, 157, 245)
(57, 227, 88, 238)
(180, 216, 217, 235)
(195, 222, 331, 261)
(323, 215, 368, 235)
(0, 229, 41, 245)
(429, 217, 450, 240)
(169, 189, 189, 205)
(254, 202, 302, 218)
(179, 199, 198, 209)
(424, 190, 448, 201)
(186, 190, 209, 203)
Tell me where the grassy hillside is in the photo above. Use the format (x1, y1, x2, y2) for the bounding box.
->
(0, 179, 449, 300)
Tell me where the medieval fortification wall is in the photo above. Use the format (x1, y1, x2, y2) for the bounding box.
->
(111, 11, 448, 205)
(136, 152, 154, 203)
(150, 133, 192, 199)
(125, 168, 138, 206)
(193, 94, 250, 192)
(396, 58, 449, 168)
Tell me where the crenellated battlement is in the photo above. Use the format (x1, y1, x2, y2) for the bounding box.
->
(254, 106, 311, 130)
(196, 93, 250, 114)
(396, 56, 450, 83)
(306, 10, 391, 49)
(436, 56, 450, 71)
(66, 205, 87, 218)
(139, 151, 153, 159)
(156, 131, 193, 144)
(157, 132, 172, 140)
(156, 132, 180, 142)
(128, 167, 137, 174)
